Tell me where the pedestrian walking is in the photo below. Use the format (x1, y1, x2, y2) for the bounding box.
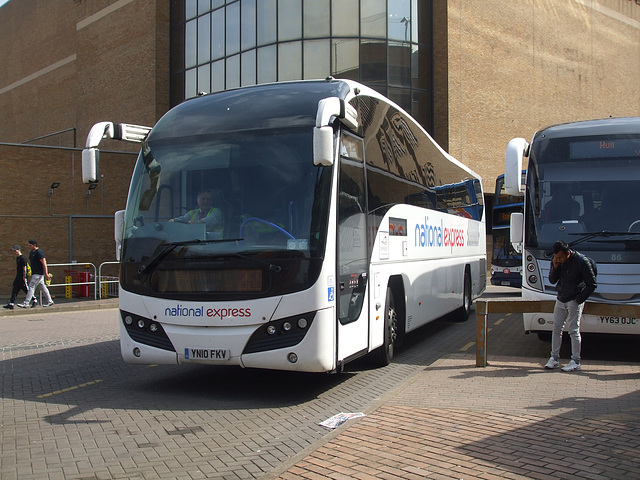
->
(16, 240, 54, 308)
(544, 240, 597, 372)
(3, 245, 31, 310)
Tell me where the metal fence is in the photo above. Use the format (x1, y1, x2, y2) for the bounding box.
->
(44, 262, 119, 301)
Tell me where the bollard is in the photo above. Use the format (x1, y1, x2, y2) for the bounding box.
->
(65, 275, 72, 299)
(476, 301, 487, 367)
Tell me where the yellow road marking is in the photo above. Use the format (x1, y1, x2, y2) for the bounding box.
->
(460, 342, 475, 351)
(37, 379, 103, 398)
(494, 318, 505, 326)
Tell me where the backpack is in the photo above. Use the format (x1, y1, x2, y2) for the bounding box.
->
(580, 253, 597, 278)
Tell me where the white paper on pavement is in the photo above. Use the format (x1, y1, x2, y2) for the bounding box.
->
(319, 412, 365, 429)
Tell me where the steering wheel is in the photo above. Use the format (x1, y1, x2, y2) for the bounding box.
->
(629, 220, 640, 233)
(239, 217, 294, 239)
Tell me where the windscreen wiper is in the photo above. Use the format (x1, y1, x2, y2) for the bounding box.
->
(568, 230, 640, 248)
(543, 230, 640, 258)
(137, 238, 244, 275)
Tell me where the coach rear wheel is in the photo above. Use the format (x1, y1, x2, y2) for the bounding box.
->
(456, 269, 472, 322)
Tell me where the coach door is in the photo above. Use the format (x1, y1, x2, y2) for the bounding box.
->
(336, 132, 369, 363)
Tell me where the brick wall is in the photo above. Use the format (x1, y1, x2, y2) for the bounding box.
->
(0, 144, 136, 292)
(441, 0, 640, 190)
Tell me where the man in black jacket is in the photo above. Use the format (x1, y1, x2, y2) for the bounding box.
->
(3, 245, 29, 310)
(545, 240, 597, 372)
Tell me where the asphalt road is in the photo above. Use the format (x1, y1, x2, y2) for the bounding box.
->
(1, 286, 637, 480)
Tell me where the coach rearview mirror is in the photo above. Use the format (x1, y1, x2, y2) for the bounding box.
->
(313, 126, 334, 166)
(82, 148, 99, 183)
(510, 212, 524, 253)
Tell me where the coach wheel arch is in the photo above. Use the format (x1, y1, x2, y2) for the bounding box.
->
(372, 276, 405, 366)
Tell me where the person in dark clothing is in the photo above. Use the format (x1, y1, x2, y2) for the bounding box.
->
(16, 240, 54, 308)
(545, 240, 597, 372)
(3, 245, 32, 309)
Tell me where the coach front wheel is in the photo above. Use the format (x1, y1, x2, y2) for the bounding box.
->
(374, 287, 398, 366)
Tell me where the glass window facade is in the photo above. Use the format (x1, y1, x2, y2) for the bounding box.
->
(171, 0, 433, 133)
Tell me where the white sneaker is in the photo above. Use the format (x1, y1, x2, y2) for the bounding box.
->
(42, 301, 54, 307)
(544, 357, 559, 369)
(562, 360, 581, 372)
(16, 302, 29, 308)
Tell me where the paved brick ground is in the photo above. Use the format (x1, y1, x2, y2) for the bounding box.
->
(3, 291, 639, 480)
(270, 355, 640, 480)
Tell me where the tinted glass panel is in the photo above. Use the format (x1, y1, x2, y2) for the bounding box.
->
(241, 49, 256, 86)
(241, 0, 256, 49)
(186, 0, 198, 20)
(185, 68, 197, 98)
(388, 42, 410, 86)
(198, 14, 211, 63)
(303, 0, 329, 38)
(198, 0, 211, 15)
(211, 8, 225, 60)
(198, 63, 211, 93)
(257, 45, 277, 84)
(226, 54, 240, 88)
(278, 0, 302, 42)
(185, 19, 197, 68)
(332, 0, 358, 36)
(332, 39, 359, 80)
(412, 44, 431, 89)
(416, 0, 430, 45)
(388, 87, 410, 112)
(278, 42, 302, 81)
(212, 59, 225, 92)
(361, 0, 385, 38)
(388, 0, 411, 41)
(226, 2, 240, 55)
(257, 0, 277, 45)
(361, 40, 386, 84)
(303, 40, 330, 79)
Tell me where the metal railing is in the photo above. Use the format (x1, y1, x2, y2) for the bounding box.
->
(47, 262, 97, 300)
(98, 261, 119, 299)
(39, 262, 120, 302)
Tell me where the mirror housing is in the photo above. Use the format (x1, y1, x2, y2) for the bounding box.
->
(82, 148, 99, 183)
(510, 212, 524, 253)
(505, 138, 528, 196)
(114, 209, 125, 261)
(313, 126, 335, 166)
(313, 96, 359, 166)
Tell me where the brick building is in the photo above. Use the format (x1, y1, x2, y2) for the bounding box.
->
(0, 0, 638, 290)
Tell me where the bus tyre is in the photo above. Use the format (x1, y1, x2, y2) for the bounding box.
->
(456, 270, 472, 322)
(374, 287, 398, 366)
